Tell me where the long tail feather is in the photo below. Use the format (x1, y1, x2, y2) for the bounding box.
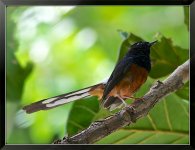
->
(23, 83, 102, 114)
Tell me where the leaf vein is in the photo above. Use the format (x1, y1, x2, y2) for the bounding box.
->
(163, 100, 173, 131)
(178, 100, 189, 117)
(147, 114, 158, 130)
(69, 120, 85, 129)
(121, 128, 188, 136)
(114, 132, 136, 144)
(171, 136, 188, 144)
(138, 133, 156, 144)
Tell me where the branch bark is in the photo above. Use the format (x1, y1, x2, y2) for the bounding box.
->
(54, 60, 189, 144)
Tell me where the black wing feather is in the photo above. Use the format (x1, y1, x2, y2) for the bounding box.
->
(101, 56, 134, 102)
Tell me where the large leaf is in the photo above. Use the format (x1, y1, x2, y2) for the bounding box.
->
(96, 93, 189, 144)
(67, 97, 99, 135)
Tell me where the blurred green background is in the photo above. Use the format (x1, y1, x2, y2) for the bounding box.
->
(6, 6, 189, 144)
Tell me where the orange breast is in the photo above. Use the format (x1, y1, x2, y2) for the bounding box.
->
(109, 64, 148, 98)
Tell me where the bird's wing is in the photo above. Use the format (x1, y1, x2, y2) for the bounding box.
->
(101, 56, 134, 102)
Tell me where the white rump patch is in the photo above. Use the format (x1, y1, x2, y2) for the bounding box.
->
(101, 77, 108, 84)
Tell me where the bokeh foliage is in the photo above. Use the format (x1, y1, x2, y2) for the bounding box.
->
(6, 6, 189, 144)
(7, 8, 33, 102)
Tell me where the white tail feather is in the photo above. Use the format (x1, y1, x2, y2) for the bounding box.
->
(42, 88, 90, 105)
(23, 86, 93, 114)
(44, 92, 90, 107)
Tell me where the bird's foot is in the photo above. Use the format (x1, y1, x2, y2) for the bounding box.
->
(125, 104, 135, 112)
(124, 104, 137, 123)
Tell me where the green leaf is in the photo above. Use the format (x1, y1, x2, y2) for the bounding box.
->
(184, 6, 189, 31)
(117, 31, 143, 62)
(150, 36, 188, 78)
(149, 62, 175, 79)
(92, 107, 111, 122)
(96, 93, 189, 144)
(175, 82, 189, 100)
(151, 37, 188, 64)
(67, 97, 99, 135)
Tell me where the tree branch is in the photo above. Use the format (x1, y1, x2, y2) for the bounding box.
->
(53, 60, 189, 144)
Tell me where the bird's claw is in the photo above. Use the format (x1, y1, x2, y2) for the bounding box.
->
(125, 105, 135, 112)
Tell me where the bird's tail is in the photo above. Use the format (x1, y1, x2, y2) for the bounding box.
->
(23, 83, 103, 114)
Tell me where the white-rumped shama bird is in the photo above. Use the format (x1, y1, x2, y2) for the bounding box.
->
(23, 41, 157, 114)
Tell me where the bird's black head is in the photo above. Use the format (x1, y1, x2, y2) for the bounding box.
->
(128, 41, 157, 56)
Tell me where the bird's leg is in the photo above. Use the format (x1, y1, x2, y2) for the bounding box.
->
(117, 96, 135, 110)
(117, 96, 128, 107)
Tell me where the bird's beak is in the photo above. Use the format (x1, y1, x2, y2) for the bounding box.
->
(149, 40, 157, 46)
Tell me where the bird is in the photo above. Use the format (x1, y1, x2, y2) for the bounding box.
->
(23, 41, 157, 114)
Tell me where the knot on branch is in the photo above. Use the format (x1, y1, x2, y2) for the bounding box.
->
(152, 80, 163, 89)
